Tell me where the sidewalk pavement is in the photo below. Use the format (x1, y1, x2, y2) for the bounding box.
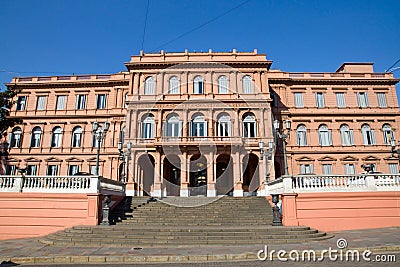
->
(0, 227, 399, 265)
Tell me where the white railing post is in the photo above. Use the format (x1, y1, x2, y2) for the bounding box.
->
(282, 176, 293, 193)
(365, 175, 377, 190)
(14, 177, 24, 192)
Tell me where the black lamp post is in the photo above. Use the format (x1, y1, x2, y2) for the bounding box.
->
(92, 122, 110, 176)
(118, 141, 132, 183)
(274, 119, 291, 176)
(259, 140, 274, 183)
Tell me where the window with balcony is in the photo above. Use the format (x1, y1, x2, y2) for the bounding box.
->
(9, 127, 22, 148)
(75, 95, 86, 110)
(382, 124, 394, 145)
(294, 92, 304, 108)
(296, 125, 307, 146)
(315, 92, 325, 108)
(345, 164, 356, 175)
(335, 92, 346, 108)
(30, 126, 42, 148)
(144, 77, 155, 95)
(56, 95, 66, 110)
(141, 114, 155, 139)
(242, 75, 253, 94)
(5, 165, 17, 175)
(71, 126, 82, 147)
(96, 94, 107, 109)
(217, 114, 231, 137)
(340, 124, 354, 146)
(357, 92, 369, 108)
(47, 165, 59, 176)
(361, 124, 375, 145)
(191, 114, 207, 137)
(377, 93, 387, 108)
(51, 126, 62, 148)
(90, 165, 97, 175)
(218, 76, 229, 94)
(26, 165, 37, 175)
(168, 76, 179, 94)
(300, 164, 313, 174)
(242, 113, 257, 138)
(165, 114, 182, 137)
(193, 76, 204, 94)
(322, 164, 332, 175)
(318, 124, 332, 146)
(36, 96, 47, 110)
(68, 165, 79, 175)
(16, 96, 26, 111)
(389, 163, 399, 174)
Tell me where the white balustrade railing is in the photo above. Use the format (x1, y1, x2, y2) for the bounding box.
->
(0, 175, 125, 196)
(266, 174, 400, 194)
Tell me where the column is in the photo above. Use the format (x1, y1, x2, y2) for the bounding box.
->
(153, 151, 162, 197)
(180, 151, 189, 197)
(233, 151, 243, 197)
(132, 72, 139, 95)
(207, 151, 216, 197)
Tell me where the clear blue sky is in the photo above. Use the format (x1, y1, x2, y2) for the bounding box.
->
(1, 0, 399, 95)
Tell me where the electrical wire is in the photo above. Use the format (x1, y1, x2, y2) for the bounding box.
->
(141, 0, 150, 51)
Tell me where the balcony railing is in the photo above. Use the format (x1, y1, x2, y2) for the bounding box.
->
(266, 174, 400, 194)
(135, 136, 258, 145)
(0, 175, 125, 195)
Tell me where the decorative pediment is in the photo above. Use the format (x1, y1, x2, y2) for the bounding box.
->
(296, 156, 314, 162)
(86, 157, 105, 162)
(383, 155, 399, 161)
(66, 157, 83, 162)
(6, 157, 21, 163)
(362, 155, 379, 161)
(24, 157, 42, 162)
(45, 157, 63, 162)
(340, 156, 358, 162)
(318, 156, 336, 162)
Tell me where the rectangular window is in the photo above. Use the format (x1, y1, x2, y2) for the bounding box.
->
(377, 93, 387, 108)
(357, 92, 369, 108)
(5, 165, 17, 175)
(322, 164, 333, 175)
(90, 165, 97, 175)
(141, 123, 154, 138)
(36, 96, 47, 110)
(26, 165, 37, 175)
(300, 164, 314, 174)
(315, 92, 325, 108)
(335, 93, 346, 108)
(345, 164, 356, 175)
(47, 165, 58, 176)
(75, 95, 86, 110)
(96, 94, 107, 109)
(56, 95, 66, 110)
(389, 163, 399, 174)
(68, 165, 79, 175)
(294, 93, 304, 108)
(191, 122, 207, 137)
(16, 96, 27, 111)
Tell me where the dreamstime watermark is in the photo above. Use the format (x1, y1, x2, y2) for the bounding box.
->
(257, 238, 397, 263)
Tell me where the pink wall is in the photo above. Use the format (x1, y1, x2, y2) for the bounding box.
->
(282, 192, 400, 232)
(0, 193, 101, 240)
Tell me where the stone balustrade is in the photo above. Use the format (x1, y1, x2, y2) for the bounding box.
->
(0, 175, 125, 196)
(266, 174, 400, 195)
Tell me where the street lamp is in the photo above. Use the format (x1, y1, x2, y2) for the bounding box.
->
(92, 121, 110, 176)
(274, 119, 291, 176)
(259, 140, 274, 182)
(118, 141, 132, 183)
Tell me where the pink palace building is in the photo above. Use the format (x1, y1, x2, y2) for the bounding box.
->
(1, 50, 400, 236)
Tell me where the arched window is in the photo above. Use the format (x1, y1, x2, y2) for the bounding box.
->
(124, 92, 129, 108)
(141, 114, 155, 139)
(340, 124, 354, 146)
(168, 76, 179, 94)
(242, 75, 253, 94)
(217, 113, 231, 137)
(10, 127, 22, 148)
(120, 126, 126, 143)
(51, 126, 63, 148)
(242, 113, 257, 138)
(191, 113, 207, 137)
(296, 125, 307, 146)
(71, 126, 82, 147)
(218, 76, 229, 94)
(318, 124, 332, 146)
(193, 76, 204, 94)
(165, 114, 182, 137)
(361, 124, 375, 145)
(382, 124, 394, 145)
(30, 126, 42, 148)
(144, 76, 155, 95)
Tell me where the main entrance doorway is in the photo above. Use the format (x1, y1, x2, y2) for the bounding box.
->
(137, 154, 155, 196)
(189, 154, 207, 196)
(216, 154, 234, 196)
(163, 155, 181, 196)
(242, 153, 260, 195)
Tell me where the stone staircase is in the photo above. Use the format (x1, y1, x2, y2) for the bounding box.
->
(41, 196, 331, 247)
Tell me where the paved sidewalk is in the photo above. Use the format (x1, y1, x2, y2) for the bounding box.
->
(0, 227, 399, 264)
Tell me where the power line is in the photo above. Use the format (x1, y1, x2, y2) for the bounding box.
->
(141, 0, 150, 51)
(152, 0, 251, 51)
(385, 59, 400, 73)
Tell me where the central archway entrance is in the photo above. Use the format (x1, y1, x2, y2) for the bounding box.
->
(137, 154, 155, 196)
(216, 154, 234, 196)
(242, 153, 260, 195)
(163, 155, 181, 196)
(189, 154, 207, 196)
